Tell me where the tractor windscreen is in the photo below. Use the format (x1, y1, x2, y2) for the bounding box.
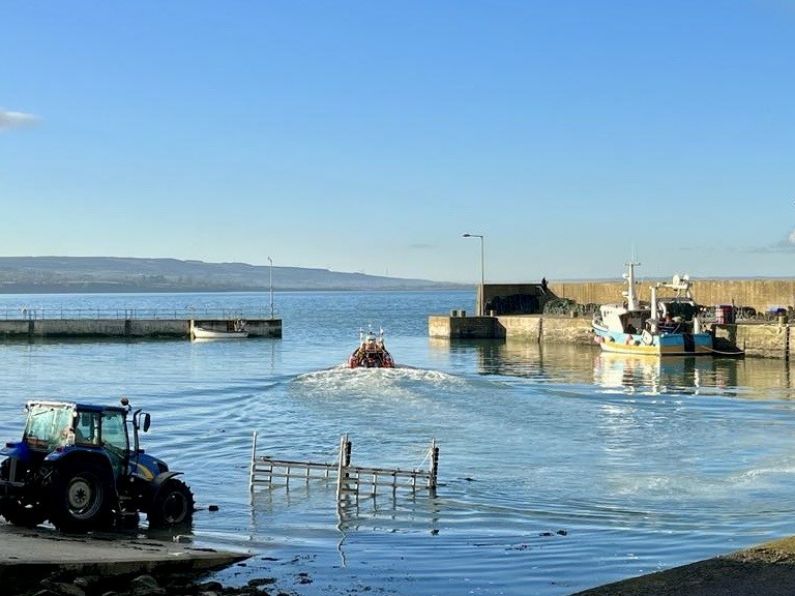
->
(24, 403, 73, 450)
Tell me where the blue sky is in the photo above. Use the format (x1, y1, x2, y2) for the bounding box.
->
(1, 1, 794, 283)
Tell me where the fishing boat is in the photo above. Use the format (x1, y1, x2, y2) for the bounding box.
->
(348, 327, 395, 368)
(591, 262, 712, 356)
(191, 319, 249, 340)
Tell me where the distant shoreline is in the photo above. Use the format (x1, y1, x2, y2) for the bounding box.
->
(0, 256, 468, 294)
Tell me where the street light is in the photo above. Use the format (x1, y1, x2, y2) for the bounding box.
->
(462, 233, 485, 315)
(267, 256, 274, 319)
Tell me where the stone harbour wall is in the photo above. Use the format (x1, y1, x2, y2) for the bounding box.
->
(495, 315, 541, 341)
(428, 315, 500, 339)
(550, 279, 795, 313)
(714, 322, 790, 359)
(429, 314, 593, 345)
(535, 316, 594, 345)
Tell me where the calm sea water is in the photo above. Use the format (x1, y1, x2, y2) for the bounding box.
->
(2, 290, 795, 595)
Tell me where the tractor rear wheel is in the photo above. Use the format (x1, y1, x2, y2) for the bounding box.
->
(0, 460, 46, 527)
(48, 462, 114, 532)
(148, 478, 194, 529)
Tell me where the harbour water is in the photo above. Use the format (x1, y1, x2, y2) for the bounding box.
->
(2, 290, 795, 594)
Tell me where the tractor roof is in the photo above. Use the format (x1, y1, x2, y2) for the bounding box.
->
(26, 400, 128, 414)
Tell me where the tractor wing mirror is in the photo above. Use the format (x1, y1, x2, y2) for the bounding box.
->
(142, 413, 151, 433)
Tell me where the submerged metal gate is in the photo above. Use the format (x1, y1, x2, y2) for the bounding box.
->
(249, 432, 439, 502)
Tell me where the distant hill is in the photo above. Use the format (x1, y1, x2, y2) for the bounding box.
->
(0, 257, 467, 293)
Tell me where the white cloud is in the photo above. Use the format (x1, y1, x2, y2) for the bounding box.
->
(749, 232, 795, 254)
(0, 109, 39, 130)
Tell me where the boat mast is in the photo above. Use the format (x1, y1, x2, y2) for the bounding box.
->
(623, 261, 641, 310)
(650, 285, 658, 332)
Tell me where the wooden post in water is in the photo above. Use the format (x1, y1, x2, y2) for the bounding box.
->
(428, 438, 439, 490)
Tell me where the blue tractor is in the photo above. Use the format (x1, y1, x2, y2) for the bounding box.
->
(0, 398, 194, 532)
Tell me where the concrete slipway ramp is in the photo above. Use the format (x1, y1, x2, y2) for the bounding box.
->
(576, 536, 795, 596)
(0, 522, 248, 592)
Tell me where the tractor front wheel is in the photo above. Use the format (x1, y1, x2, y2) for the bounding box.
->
(0, 497, 47, 527)
(148, 478, 194, 529)
(0, 460, 46, 527)
(49, 462, 113, 532)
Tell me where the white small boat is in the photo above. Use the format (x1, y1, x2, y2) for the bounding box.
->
(191, 319, 248, 340)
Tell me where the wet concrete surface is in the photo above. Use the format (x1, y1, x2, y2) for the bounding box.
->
(576, 536, 795, 596)
(0, 522, 249, 592)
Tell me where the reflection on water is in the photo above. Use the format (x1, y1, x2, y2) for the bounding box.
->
(5, 291, 795, 595)
(594, 353, 733, 396)
(461, 338, 795, 401)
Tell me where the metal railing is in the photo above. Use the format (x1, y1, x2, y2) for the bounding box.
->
(0, 307, 274, 321)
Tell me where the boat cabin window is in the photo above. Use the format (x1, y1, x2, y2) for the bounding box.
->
(661, 301, 696, 321)
(620, 312, 647, 334)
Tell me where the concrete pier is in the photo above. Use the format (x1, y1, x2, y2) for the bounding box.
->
(429, 313, 593, 344)
(0, 523, 248, 592)
(0, 317, 282, 339)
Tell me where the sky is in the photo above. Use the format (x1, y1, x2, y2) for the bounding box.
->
(1, 1, 794, 283)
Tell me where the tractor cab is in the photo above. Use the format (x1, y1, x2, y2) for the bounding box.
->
(1, 398, 192, 532)
(17, 401, 137, 480)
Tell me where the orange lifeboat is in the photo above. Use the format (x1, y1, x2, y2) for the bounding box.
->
(348, 328, 395, 368)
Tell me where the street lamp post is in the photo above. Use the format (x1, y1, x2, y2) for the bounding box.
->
(462, 233, 485, 316)
(267, 256, 274, 319)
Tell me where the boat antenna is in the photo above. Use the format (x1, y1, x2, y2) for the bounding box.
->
(623, 261, 641, 310)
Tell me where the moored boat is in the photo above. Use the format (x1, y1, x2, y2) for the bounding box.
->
(191, 319, 248, 340)
(592, 263, 713, 356)
(348, 327, 395, 368)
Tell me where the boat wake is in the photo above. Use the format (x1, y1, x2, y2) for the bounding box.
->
(290, 365, 471, 402)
